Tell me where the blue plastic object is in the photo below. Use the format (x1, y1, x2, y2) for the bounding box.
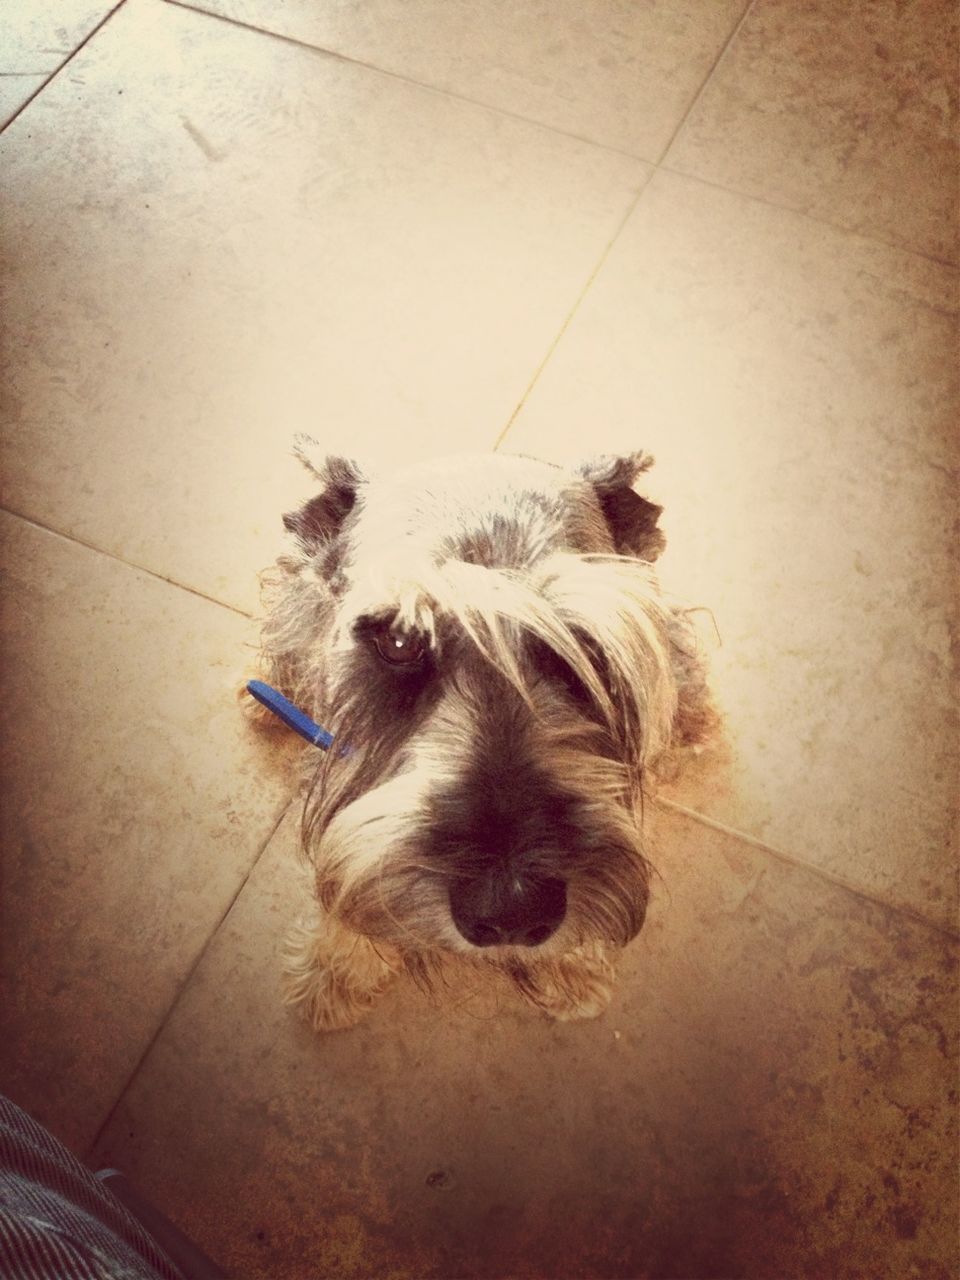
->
(246, 680, 335, 750)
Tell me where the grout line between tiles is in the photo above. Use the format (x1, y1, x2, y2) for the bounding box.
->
(655, 796, 960, 942)
(83, 797, 296, 1163)
(652, 0, 757, 167)
(489, 0, 760, 455)
(657, 163, 960, 271)
(0, 0, 129, 135)
(492, 170, 653, 452)
(161, 0, 648, 164)
(492, 156, 955, 458)
(0, 505, 254, 619)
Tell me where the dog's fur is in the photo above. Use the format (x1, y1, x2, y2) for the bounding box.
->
(251, 440, 712, 1029)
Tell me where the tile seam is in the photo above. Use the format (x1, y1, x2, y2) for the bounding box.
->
(0, 505, 254, 619)
(83, 797, 296, 1162)
(492, 168, 654, 452)
(655, 796, 960, 942)
(490, 0, 754, 453)
(657, 162, 960, 272)
(653, 0, 757, 166)
(160, 0, 651, 164)
(0, 0, 129, 136)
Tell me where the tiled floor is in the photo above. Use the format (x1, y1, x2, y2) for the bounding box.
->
(0, 1, 957, 1277)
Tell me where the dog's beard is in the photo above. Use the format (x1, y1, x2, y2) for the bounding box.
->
(301, 694, 652, 960)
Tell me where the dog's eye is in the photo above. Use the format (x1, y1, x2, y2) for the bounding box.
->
(373, 629, 425, 667)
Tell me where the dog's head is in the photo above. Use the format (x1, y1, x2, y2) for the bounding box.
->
(269, 441, 687, 962)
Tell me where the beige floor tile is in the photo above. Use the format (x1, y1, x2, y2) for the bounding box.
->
(666, 0, 959, 263)
(503, 170, 958, 929)
(0, 511, 294, 1151)
(0, 0, 647, 617)
(176, 0, 749, 160)
(0, 0, 116, 127)
(89, 804, 958, 1279)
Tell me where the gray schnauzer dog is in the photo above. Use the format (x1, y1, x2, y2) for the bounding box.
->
(251, 439, 712, 1030)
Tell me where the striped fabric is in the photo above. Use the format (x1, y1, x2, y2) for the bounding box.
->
(0, 1095, 184, 1280)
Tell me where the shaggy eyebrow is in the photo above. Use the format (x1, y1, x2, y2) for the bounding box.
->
(351, 609, 436, 647)
(424, 553, 676, 764)
(351, 610, 399, 634)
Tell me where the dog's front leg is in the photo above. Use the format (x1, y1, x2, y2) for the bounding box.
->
(282, 909, 398, 1032)
(515, 942, 618, 1022)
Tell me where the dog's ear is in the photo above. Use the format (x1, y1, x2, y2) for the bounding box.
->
(282, 434, 365, 554)
(577, 452, 665, 561)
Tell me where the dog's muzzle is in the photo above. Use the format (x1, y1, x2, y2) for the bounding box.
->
(449, 873, 567, 948)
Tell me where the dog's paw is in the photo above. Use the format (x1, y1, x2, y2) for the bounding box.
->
(535, 976, 614, 1022)
(519, 945, 617, 1022)
(283, 963, 386, 1032)
(281, 917, 396, 1033)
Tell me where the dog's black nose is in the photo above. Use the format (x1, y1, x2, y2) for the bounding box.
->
(450, 874, 567, 948)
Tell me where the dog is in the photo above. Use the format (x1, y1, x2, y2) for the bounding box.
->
(250, 439, 712, 1030)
